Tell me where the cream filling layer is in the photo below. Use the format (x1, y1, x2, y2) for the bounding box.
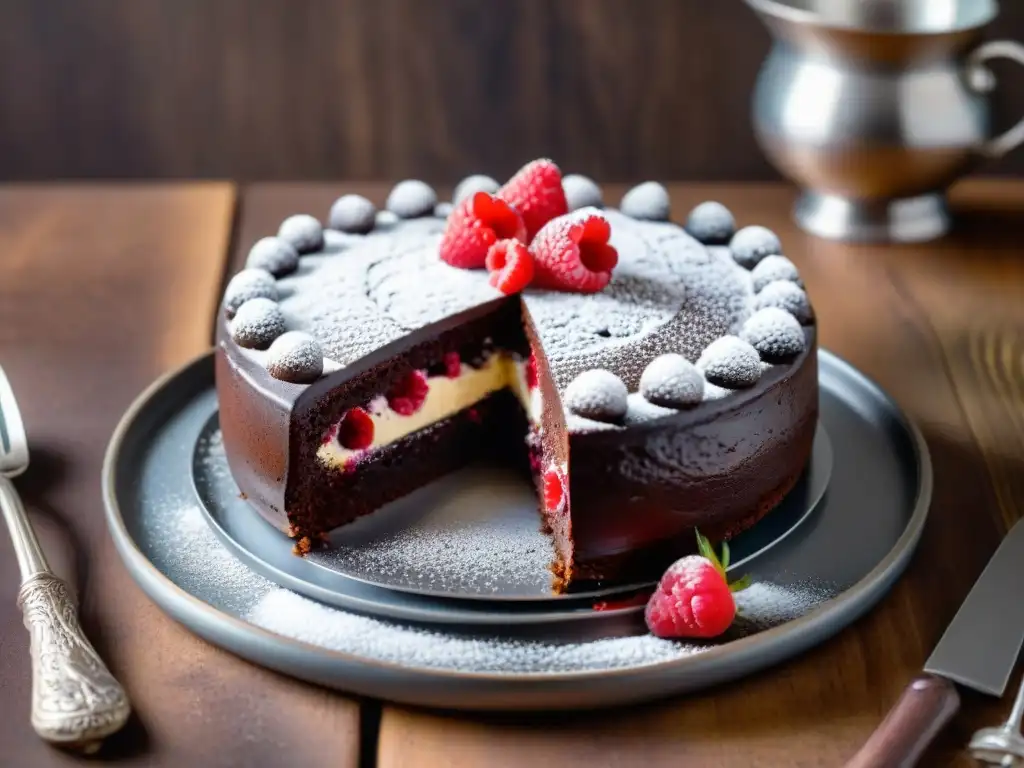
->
(318, 354, 531, 468)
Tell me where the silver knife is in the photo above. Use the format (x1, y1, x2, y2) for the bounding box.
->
(846, 516, 1024, 767)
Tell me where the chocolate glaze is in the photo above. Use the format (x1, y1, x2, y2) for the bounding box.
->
(215, 195, 819, 586)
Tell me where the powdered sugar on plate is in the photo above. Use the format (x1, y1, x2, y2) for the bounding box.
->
(308, 464, 558, 596)
(131, 393, 838, 676)
(244, 579, 833, 674)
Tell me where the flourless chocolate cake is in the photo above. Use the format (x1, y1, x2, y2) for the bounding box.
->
(215, 162, 818, 589)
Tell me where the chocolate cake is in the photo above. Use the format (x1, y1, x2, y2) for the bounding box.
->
(215, 165, 818, 588)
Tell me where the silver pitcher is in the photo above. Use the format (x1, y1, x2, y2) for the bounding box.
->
(746, 0, 1024, 242)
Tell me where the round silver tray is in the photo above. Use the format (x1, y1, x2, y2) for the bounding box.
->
(190, 412, 832, 625)
(103, 350, 931, 710)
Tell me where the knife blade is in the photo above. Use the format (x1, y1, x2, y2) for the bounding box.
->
(846, 516, 1024, 768)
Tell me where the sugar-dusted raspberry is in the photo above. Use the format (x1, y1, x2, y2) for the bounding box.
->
(486, 239, 534, 294)
(497, 159, 569, 240)
(530, 213, 618, 293)
(386, 370, 430, 415)
(440, 192, 527, 269)
(337, 407, 374, 450)
(645, 531, 751, 639)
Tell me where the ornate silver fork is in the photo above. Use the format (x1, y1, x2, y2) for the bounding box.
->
(970, 675, 1024, 767)
(0, 363, 130, 752)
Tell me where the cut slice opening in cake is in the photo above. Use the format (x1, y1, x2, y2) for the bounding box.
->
(284, 297, 580, 585)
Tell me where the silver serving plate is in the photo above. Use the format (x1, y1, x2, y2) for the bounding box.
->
(103, 350, 931, 711)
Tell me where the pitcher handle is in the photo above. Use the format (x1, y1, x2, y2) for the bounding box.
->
(966, 40, 1024, 159)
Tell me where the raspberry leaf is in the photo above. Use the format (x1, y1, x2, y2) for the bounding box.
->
(728, 573, 753, 593)
(695, 529, 718, 565)
(721, 540, 731, 570)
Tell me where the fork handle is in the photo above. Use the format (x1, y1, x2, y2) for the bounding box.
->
(18, 573, 132, 750)
(0, 474, 48, 578)
(0, 476, 131, 750)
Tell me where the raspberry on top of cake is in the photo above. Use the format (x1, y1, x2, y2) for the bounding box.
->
(215, 159, 817, 589)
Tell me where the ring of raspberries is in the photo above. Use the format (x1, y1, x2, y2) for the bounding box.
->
(439, 159, 618, 295)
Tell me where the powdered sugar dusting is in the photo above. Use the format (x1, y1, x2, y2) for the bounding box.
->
(253, 208, 767, 396)
(243, 579, 833, 673)
(309, 507, 557, 596)
(140, 425, 839, 675)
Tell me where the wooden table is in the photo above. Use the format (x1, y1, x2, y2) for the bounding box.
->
(0, 180, 1021, 767)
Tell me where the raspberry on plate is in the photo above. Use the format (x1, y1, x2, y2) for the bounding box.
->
(644, 531, 751, 639)
(486, 239, 534, 295)
(530, 213, 618, 293)
(440, 192, 527, 269)
(498, 159, 569, 241)
(386, 370, 430, 416)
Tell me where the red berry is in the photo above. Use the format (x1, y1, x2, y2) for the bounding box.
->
(486, 239, 534, 295)
(644, 555, 736, 639)
(542, 467, 565, 513)
(443, 351, 461, 379)
(498, 159, 569, 241)
(530, 213, 619, 293)
(525, 351, 538, 390)
(386, 370, 430, 415)
(439, 192, 527, 269)
(337, 407, 374, 450)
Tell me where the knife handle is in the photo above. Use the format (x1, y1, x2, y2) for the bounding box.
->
(845, 674, 960, 768)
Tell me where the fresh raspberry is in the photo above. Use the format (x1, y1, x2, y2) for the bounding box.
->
(542, 467, 565, 513)
(486, 239, 534, 294)
(386, 370, 430, 415)
(644, 532, 751, 639)
(525, 352, 538, 390)
(443, 351, 461, 379)
(337, 407, 374, 450)
(439, 192, 527, 269)
(497, 159, 569, 241)
(530, 213, 618, 293)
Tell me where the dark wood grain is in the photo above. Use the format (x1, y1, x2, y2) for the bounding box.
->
(0, 184, 361, 767)
(2, 0, 1024, 181)
(846, 674, 961, 768)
